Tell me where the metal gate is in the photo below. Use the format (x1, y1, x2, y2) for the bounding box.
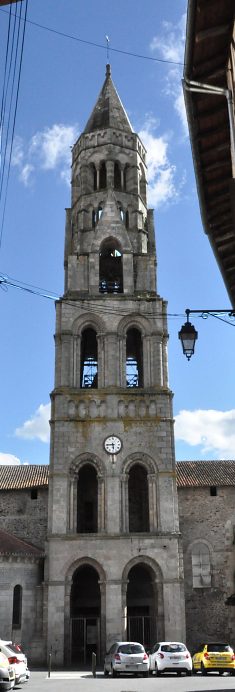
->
(71, 617, 100, 664)
(127, 616, 157, 649)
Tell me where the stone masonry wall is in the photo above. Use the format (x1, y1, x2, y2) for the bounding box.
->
(0, 488, 48, 548)
(178, 484, 235, 651)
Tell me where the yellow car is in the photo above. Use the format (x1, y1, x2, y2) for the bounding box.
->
(192, 642, 235, 675)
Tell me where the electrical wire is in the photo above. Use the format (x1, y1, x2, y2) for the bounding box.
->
(0, 7, 184, 68)
(1, 272, 234, 326)
(0, 0, 28, 249)
(0, 2, 13, 130)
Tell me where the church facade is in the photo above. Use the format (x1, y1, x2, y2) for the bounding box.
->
(0, 68, 234, 666)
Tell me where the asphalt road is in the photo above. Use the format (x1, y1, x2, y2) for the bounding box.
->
(19, 671, 235, 692)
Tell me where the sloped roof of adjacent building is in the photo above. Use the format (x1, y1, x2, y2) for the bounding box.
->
(84, 64, 133, 134)
(0, 528, 44, 557)
(176, 460, 235, 487)
(0, 461, 235, 490)
(0, 464, 49, 490)
(183, 0, 235, 308)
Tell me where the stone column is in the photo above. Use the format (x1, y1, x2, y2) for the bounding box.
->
(148, 473, 158, 532)
(106, 579, 124, 648)
(98, 476, 105, 533)
(120, 473, 128, 532)
(163, 580, 186, 642)
(47, 582, 65, 665)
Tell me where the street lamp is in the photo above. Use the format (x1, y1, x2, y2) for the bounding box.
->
(178, 308, 235, 360)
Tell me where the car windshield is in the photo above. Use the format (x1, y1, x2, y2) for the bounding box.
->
(118, 644, 144, 654)
(207, 644, 232, 653)
(161, 644, 186, 653)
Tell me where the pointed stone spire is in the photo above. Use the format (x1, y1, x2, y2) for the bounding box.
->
(84, 64, 133, 134)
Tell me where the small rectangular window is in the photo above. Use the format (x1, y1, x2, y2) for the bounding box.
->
(31, 488, 38, 500)
(210, 486, 217, 497)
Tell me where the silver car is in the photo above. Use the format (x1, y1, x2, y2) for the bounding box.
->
(104, 641, 149, 677)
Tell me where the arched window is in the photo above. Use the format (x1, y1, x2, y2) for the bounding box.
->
(128, 464, 149, 532)
(92, 210, 96, 228)
(192, 542, 211, 588)
(114, 162, 121, 190)
(99, 162, 106, 189)
(99, 239, 123, 294)
(77, 465, 98, 533)
(80, 328, 98, 388)
(139, 163, 146, 203)
(91, 164, 97, 191)
(97, 205, 103, 221)
(126, 328, 143, 387)
(12, 585, 22, 628)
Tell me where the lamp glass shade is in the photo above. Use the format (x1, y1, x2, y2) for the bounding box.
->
(178, 321, 198, 360)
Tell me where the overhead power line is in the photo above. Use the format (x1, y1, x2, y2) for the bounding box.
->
(0, 7, 184, 67)
(0, 0, 28, 250)
(1, 273, 235, 326)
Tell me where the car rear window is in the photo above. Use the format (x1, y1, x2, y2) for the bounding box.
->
(118, 644, 144, 654)
(161, 644, 186, 653)
(207, 643, 232, 653)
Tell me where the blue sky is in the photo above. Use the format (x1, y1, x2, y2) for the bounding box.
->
(0, 0, 234, 466)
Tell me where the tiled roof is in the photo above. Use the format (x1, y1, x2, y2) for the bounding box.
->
(0, 528, 43, 557)
(176, 460, 235, 488)
(0, 464, 49, 490)
(0, 461, 235, 490)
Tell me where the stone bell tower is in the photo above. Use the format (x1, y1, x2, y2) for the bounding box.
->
(45, 65, 185, 666)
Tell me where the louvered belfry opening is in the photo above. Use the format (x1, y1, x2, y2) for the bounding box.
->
(80, 328, 98, 388)
(99, 239, 123, 294)
(126, 328, 143, 387)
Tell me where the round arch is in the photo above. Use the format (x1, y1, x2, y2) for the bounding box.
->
(121, 454, 158, 534)
(68, 454, 105, 535)
(64, 557, 106, 666)
(122, 556, 164, 647)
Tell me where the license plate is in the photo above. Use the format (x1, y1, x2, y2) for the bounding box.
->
(126, 664, 137, 669)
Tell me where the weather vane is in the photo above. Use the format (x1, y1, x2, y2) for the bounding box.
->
(105, 35, 110, 63)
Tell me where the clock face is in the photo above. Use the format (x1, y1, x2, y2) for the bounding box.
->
(104, 435, 122, 454)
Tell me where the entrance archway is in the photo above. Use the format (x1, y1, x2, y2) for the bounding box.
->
(126, 563, 158, 648)
(70, 565, 101, 664)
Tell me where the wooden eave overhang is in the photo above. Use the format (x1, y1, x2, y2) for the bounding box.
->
(184, 0, 235, 307)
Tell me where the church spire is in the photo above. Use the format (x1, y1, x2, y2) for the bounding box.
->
(84, 65, 133, 134)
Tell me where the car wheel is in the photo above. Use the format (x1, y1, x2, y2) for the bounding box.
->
(143, 671, 149, 677)
(155, 663, 161, 676)
(104, 666, 109, 677)
(201, 663, 207, 675)
(111, 666, 117, 678)
(186, 670, 192, 676)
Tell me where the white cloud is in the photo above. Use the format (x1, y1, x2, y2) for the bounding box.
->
(139, 120, 184, 207)
(175, 409, 235, 459)
(12, 123, 79, 186)
(0, 453, 21, 465)
(15, 403, 50, 443)
(150, 13, 188, 135)
(150, 14, 186, 64)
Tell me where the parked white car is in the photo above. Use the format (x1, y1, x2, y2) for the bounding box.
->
(104, 641, 149, 677)
(149, 641, 192, 676)
(0, 642, 28, 685)
(0, 651, 15, 691)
